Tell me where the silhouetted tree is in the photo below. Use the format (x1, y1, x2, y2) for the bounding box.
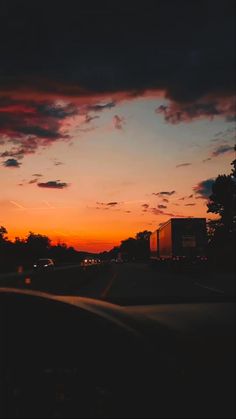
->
(207, 155, 236, 271)
(26, 232, 51, 260)
(120, 238, 137, 261)
(135, 231, 152, 241)
(0, 226, 7, 242)
(207, 175, 236, 233)
(231, 144, 236, 178)
(0, 227, 82, 273)
(135, 231, 152, 260)
(207, 219, 221, 242)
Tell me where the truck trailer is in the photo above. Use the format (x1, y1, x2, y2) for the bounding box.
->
(150, 218, 207, 261)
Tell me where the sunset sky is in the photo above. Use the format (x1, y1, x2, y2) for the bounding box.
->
(0, 1, 235, 252)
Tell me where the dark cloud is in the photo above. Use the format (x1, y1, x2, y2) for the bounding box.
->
(87, 102, 116, 112)
(2, 158, 21, 168)
(179, 194, 195, 200)
(0, 0, 234, 177)
(142, 204, 149, 209)
(0, 99, 75, 162)
(37, 181, 69, 189)
(28, 179, 38, 184)
(84, 114, 100, 124)
(0, 2, 234, 120)
(211, 144, 235, 157)
(33, 174, 42, 177)
(152, 191, 176, 196)
(176, 163, 192, 168)
(162, 198, 169, 203)
(36, 103, 78, 119)
(156, 100, 235, 124)
(18, 125, 65, 139)
(203, 158, 212, 163)
(193, 178, 215, 199)
(158, 204, 167, 209)
(185, 203, 196, 206)
(107, 202, 119, 207)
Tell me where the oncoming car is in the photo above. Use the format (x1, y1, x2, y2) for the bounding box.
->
(33, 259, 55, 271)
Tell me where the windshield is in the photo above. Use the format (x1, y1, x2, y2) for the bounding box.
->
(0, 2, 235, 306)
(0, 4, 236, 419)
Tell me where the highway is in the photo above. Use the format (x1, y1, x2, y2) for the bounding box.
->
(0, 262, 235, 304)
(77, 262, 235, 305)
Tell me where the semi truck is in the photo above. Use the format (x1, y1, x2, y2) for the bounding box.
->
(150, 218, 207, 261)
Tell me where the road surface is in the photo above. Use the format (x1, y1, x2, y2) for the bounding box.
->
(74, 262, 235, 304)
(0, 262, 235, 304)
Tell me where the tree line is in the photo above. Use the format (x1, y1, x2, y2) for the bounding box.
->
(0, 231, 84, 273)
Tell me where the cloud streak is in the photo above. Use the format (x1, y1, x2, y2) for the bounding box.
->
(211, 144, 235, 157)
(96, 201, 120, 208)
(176, 163, 192, 168)
(152, 190, 176, 197)
(37, 181, 69, 189)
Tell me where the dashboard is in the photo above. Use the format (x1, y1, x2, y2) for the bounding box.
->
(0, 288, 235, 418)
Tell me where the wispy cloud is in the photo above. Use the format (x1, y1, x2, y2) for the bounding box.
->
(113, 115, 125, 130)
(211, 144, 235, 157)
(176, 163, 192, 168)
(202, 142, 235, 162)
(151, 207, 185, 218)
(10, 201, 25, 209)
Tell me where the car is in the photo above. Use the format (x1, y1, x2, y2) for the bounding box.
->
(0, 288, 235, 419)
(33, 259, 55, 271)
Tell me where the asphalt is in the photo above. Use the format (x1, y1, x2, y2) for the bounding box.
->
(0, 262, 235, 305)
(77, 262, 235, 304)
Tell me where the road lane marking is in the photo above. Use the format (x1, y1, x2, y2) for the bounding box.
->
(194, 282, 225, 294)
(101, 273, 118, 299)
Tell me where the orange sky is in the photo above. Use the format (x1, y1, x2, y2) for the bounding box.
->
(1, 95, 234, 252)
